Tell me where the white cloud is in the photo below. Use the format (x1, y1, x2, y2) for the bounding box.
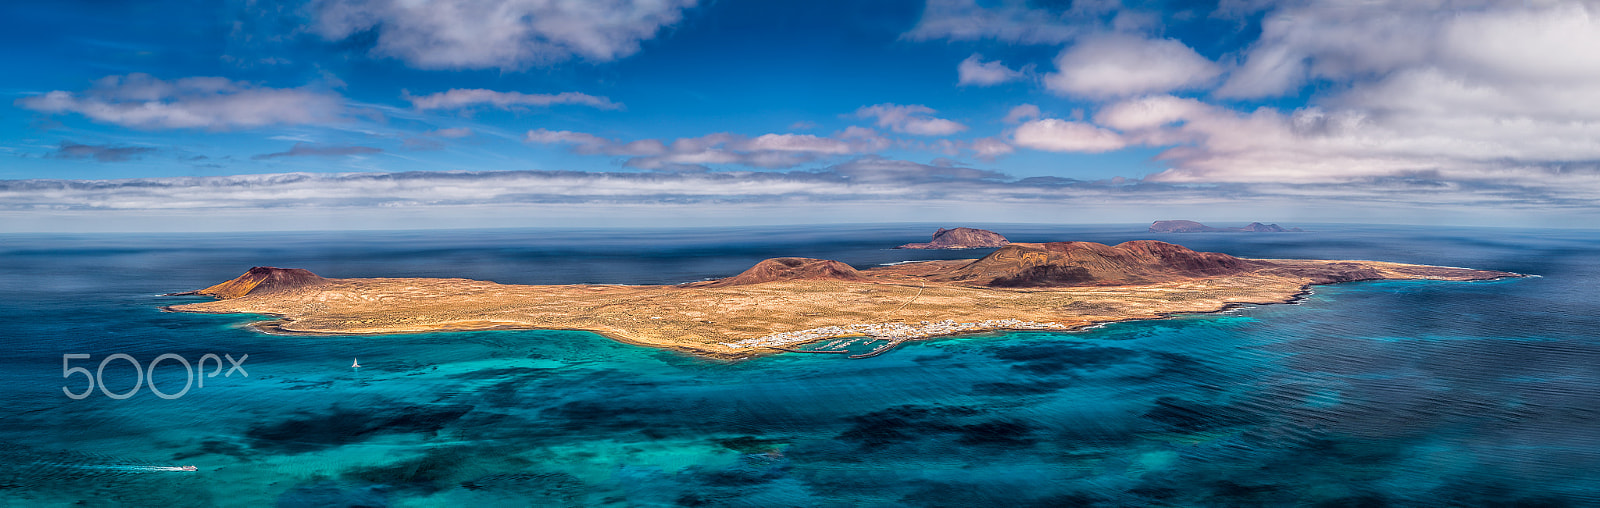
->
(524, 127, 891, 170)
(14, 73, 343, 130)
(745, 134, 855, 154)
(1043, 33, 1221, 99)
(855, 104, 967, 136)
(957, 54, 1026, 86)
(1111, 1, 1600, 198)
(1217, 0, 1600, 98)
(525, 129, 621, 153)
(1013, 118, 1126, 153)
(1002, 104, 1041, 124)
(50, 141, 157, 163)
(406, 89, 622, 110)
(311, 0, 698, 70)
(970, 137, 1015, 159)
(1093, 95, 1210, 131)
(10, 167, 1584, 230)
(902, 0, 1081, 44)
(0, 161, 1020, 211)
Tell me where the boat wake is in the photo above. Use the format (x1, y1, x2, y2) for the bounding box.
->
(19, 462, 198, 476)
(0, 447, 191, 477)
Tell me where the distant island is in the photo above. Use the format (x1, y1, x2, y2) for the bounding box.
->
(164, 240, 1516, 360)
(1150, 220, 1304, 233)
(896, 227, 1010, 249)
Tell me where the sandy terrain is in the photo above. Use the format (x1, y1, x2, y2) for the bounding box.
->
(164, 254, 1516, 359)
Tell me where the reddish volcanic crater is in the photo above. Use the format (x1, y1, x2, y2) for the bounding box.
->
(691, 257, 868, 287)
(925, 240, 1264, 287)
(896, 227, 1010, 249)
(169, 266, 329, 299)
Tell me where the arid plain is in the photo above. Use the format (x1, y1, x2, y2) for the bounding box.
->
(166, 241, 1517, 359)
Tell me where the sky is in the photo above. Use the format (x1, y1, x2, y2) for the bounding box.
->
(2, 0, 1598, 232)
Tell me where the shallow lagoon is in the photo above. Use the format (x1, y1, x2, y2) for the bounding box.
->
(2, 224, 1596, 506)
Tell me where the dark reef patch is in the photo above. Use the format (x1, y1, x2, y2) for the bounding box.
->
(445, 366, 556, 381)
(246, 404, 473, 453)
(835, 405, 1030, 450)
(990, 342, 1141, 375)
(459, 471, 583, 496)
(970, 380, 1070, 396)
(342, 446, 471, 493)
(955, 420, 1038, 446)
(715, 435, 787, 454)
(1140, 397, 1261, 433)
(897, 480, 1108, 508)
(275, 481, 390, 508)
(836, 405, 982, 446)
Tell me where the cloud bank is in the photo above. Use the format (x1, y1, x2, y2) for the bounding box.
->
(525, 128, 891, 171)
(50, 141, 157, 162)
(2, 161, 1585, 216)
(252, 143, 383, 160)
(14, 74, 343, 130)
(406, 89, 621, 111)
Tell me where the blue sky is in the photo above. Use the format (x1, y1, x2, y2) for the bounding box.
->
(2, 0, 1598, 231)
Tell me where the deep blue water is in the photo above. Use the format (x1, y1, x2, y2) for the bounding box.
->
(0, 223, 1596, 507)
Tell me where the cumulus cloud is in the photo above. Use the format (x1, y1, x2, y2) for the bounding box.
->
(524, 129, 615, 151)
(49, 141, 158, 162)
(1012, 119, 1126, 153)
(405, 89, 621, 111)
(1076, 1, 1600, 197)
(1217, 0, 1600, 98)
(311, 0, 697, 70)
(252, 143, 383, 160)
(14, 74, 343, 130)
(902, 0, 1081, 44)
(970, 137, 1016, 159)
(1043, 34, 1221, 99)
(854, 104, 967, 136)
(525, 128, 889, 170)
(1092, 95, 1210, 131)
(1002, 104, 1042, 124)
(957, 54, 1027, 86)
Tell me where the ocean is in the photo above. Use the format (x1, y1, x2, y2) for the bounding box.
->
(0, 223, 1595, 507)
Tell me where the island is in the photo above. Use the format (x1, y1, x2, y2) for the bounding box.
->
(163, 240, 1516, 359)
(896, 227, 1010, 249)
(1150, 220, 1304, 232)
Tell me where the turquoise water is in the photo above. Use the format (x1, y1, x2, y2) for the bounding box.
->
(1, 224, 1596, 506)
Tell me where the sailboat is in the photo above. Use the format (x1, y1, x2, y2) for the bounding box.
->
(351, 358, 361, 369)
